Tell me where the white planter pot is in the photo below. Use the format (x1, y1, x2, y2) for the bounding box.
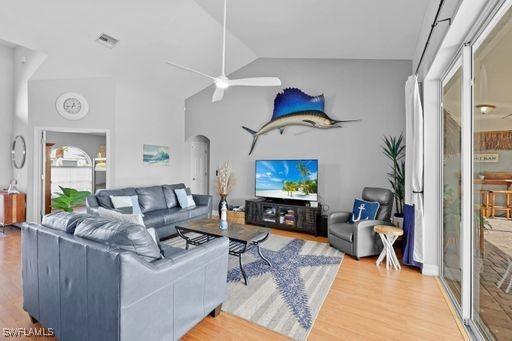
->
(393, 216, 404, 229)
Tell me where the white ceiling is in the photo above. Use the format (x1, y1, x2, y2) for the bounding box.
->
(0, 0, 429, 100)
(195, 0, 430, 60)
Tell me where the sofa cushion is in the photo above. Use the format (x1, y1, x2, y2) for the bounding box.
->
(42, 212, 91, 233)
(160, 244, 187, 259)
(162, 184, 186, 208)
(164, 208, 190, 224)
(329, 222, 354, 242)
(74, 217, 162, 262)
(96, 188, 137, 209)
(143, 210, 166, 228)
(187, 205, 210, 219)
(135, 186, 167, 213)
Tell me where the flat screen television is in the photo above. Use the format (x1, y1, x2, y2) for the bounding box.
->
(255, 159, 318, 202)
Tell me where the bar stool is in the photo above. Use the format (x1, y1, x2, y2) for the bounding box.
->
(489, 190, 512, 219)
(479, 190, 491, 218)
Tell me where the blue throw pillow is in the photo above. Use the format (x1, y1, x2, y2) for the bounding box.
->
(349, 198, 380, 223)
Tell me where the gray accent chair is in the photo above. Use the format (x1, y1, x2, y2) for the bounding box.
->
(22, 216, 229, 341)
(328, 187, 394, 260)
(86, 183, 212, 239)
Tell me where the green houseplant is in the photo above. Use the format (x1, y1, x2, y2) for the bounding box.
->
(382, 134, 406, 219)
(51, 186, 91, 212)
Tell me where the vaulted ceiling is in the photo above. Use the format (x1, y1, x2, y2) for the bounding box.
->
(195, 0, 430, 60)
(0, 0, 429, 100)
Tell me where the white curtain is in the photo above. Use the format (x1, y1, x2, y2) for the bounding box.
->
(405, 75, 424, 263)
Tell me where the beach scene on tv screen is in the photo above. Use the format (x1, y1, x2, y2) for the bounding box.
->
(256, 160, 318, 201)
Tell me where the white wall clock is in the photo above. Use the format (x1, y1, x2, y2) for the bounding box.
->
(56, 92, 89, 120)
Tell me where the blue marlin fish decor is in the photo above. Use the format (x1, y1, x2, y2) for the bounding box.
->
(242, 88, 359, 155)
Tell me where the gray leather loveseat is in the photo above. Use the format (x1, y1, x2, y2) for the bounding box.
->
(22, 213, 229, 341)
(86, 183, 212, 239)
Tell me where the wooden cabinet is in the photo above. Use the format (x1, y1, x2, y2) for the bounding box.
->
(227, 210, 245, 224)
(245, 198, 321, 235)
(0, 192, 26, 228)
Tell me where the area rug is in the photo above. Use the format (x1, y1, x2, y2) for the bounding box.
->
(163, 233, 343, 340)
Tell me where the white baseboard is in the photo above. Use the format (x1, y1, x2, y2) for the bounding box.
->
(422, 264, 439, 276)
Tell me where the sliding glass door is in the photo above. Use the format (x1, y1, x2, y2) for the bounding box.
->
(442, 63, 463, 307)
(440, 2, 512, 339)
(472, 5, 512, 339)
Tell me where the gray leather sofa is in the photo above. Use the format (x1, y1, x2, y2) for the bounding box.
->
(22, 214, 229, 341)
(328, 187, 394, 259)
(86, 183, 212, 239)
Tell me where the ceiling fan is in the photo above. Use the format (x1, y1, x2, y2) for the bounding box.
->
(166, 0, 281, 102)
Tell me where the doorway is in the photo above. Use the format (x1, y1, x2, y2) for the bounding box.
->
(42, 130, 108, 214)
(189, 135, 210, 195)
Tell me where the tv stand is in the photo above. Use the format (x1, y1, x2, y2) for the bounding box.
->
(245, 198, 321, 235)
(261, 197, 309, 206)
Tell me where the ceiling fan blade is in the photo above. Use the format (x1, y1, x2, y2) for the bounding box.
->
(221, 0, 227, 77)
(502, 113, 512, 119)
(165, 61, 217, 81)
(228, 77, 282, 87)
(212, 87, 225, 102)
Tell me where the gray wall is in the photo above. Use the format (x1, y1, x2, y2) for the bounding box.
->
(0, 44, 14, 187)
(185, 58, 410, 211)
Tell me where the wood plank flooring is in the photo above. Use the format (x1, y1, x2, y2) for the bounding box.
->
(0, 226, 464, 340)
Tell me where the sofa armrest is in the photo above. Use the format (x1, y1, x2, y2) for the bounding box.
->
(86, 195, 100, 216)
(193, 194, 212, 207)
(329, 211, 351, 225)
(120, 237, 229, 305)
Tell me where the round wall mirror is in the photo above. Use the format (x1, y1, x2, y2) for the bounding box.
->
(12, 135, 26, 169)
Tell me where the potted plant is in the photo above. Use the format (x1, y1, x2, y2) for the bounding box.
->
(382, 134, 405, 227)
(51, 186, 91, 212)
(216, 161, 235, 217)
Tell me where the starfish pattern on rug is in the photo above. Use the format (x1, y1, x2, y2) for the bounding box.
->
(227, 238, 342, 330)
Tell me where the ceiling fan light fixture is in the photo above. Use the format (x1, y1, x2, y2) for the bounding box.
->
(476, 104, 496, 114)
(216, 80, 229, 89)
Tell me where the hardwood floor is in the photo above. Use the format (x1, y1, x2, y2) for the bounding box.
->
(0, 226, 464, 340)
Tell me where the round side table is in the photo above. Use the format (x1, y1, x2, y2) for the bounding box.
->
(374, 225, 403, 270)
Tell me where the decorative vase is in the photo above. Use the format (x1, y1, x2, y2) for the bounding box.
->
(218, 194, 228, 218)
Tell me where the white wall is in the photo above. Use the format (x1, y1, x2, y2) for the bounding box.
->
(26, 77, 188, 220)
(12, 46, 46, 198)
(185, 58, 411, 211)
(0, 43, 14, 187)
(114, 82, 186, 187)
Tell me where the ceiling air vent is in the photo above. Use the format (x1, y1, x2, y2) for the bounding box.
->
(95, 33, 119, 48)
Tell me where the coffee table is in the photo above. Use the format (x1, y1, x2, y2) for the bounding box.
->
(175, 218, 272, 285)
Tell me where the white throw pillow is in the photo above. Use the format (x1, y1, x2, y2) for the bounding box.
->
(175, 188, 196, 208)
(110, 195, 143, 215)
(98, 207, 145, 226)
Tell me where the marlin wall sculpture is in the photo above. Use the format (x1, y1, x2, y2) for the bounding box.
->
(242, 88, 359, 155)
